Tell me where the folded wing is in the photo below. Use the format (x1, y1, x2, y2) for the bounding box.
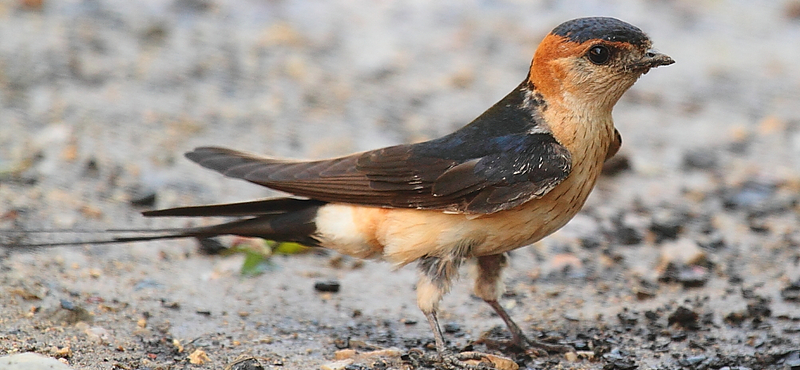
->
(186, 132, 571, 214)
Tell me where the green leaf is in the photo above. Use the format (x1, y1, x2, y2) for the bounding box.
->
(239, 249, 272, 277)
(272, 242, 308, 255)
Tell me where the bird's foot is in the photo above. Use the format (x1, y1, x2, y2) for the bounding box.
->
(414, 350, 517, 370)
(476, 334, 572, 357)
(518, 338, 572, 357)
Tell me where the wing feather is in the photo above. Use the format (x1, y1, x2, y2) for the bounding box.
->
(184, 82, 573, 214)
(185, 131, 570, 214)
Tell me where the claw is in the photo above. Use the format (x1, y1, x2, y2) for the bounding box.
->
(522, 339, 572, 356)
(421, 350, 517, 370)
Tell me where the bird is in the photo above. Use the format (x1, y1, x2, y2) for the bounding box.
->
(6, 16, 673, 369)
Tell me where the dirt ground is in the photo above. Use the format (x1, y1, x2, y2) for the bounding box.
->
(2, 0, 800, 369)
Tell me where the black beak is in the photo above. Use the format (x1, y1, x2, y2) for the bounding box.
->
(632, 49, 674, 71)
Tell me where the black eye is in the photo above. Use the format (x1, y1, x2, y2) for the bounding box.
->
(587, 45, 610, 65)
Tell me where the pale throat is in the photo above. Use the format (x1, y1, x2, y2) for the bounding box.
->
(542, 94, 616, 165)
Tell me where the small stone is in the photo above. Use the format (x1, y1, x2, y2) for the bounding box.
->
(129, 190, 157, 207)
(697, 232, 726, 250)
(83, 158, 100, 178)
(320, 359, 353, 370)
(334, 349, 357, 360)
(443, 322, 461, 333)
(314, 281, 341, 293)
(649, 209, 684, 243)
(460, 352, 518, 370)
(360, 348, 402, 359)
(613, 213, 645, 245)
(79, 205, 103, 219)
(723, 180, 775, 210)
(634, 287, 656, 300)
(549, 253, 583, 274)
(658, 238, 707, 270)
(224, 357, 265, 370)
(668, 306, 699, 330)
(257, 337, 274, 344)
(0, 353, 73, 370)
(781, 280, 800, 301)
(84, 326, 111, 342)
(680, 266, 710, 288)
(783, 350, 800, 369)
(53, 347, 72, 358)
(564, 351, 578, 362)
(188, 350, 210, 365)
(400, 318, 417, 325)
(682, 355, 707, 366)
(682, 148, 719, 170)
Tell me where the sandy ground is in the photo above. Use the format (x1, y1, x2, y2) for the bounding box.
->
(1, 0, 800, 369)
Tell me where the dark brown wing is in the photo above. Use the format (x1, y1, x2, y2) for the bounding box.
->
(186, 81, 572, 214)
(186, 131, 571, 214)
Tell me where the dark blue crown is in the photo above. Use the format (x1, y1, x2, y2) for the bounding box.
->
(551, 17, 648, 46)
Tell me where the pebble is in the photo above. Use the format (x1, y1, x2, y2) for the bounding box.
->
(658, 237, 711, 287)
(722, 180, 776, 210)
(781, 280, 800, 301)
(129, 190, 157, 207)
(668, 306, 699, 330)
(443, 322, 461, 334)
(320, 359, 353, 370)
(682, 148, 719, 170)
(613, 213, 646, 245)
(224, 357, 265, 370)
(314, 281, 341, 293)
(658, 238, 707, 270)
(460, 352, 519, 370)
(649, 209, 685, 243)
(697, 232, 726, 250)
(564, 351, 578, 362)
(602, 348, 637, 370)
(83, 326, 111, 343)
(188, 349, 211, 365)
(681, 355, 707, 366)
(783, 350, 800, 369)
(334, 349, 357, 360)
(0, 353, 73, 370)
(322, 349, 403, 370)
(548, 253, 584, 276)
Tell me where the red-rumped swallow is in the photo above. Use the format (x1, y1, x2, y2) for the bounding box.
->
(8, 17, 673, 368)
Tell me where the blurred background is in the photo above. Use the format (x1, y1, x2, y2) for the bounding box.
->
(2, 0, 799, 221)
(1, 1, 799, 369)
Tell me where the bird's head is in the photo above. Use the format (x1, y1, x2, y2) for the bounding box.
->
(529, 17, 674, 112)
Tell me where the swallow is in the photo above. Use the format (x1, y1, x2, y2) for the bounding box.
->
(6, 16, 673, 368)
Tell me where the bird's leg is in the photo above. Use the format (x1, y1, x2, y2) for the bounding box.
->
(483, 299, 571, 355)
(474, 254, 572, 356)
(415, 242, 496, 369)
(423, 307, 448, 355)
(422, 308, 492, 370)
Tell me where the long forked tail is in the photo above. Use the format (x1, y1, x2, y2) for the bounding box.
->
(2, 198, 326, 248)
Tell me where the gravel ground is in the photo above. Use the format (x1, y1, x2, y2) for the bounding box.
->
(2, 1, 800, 369)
